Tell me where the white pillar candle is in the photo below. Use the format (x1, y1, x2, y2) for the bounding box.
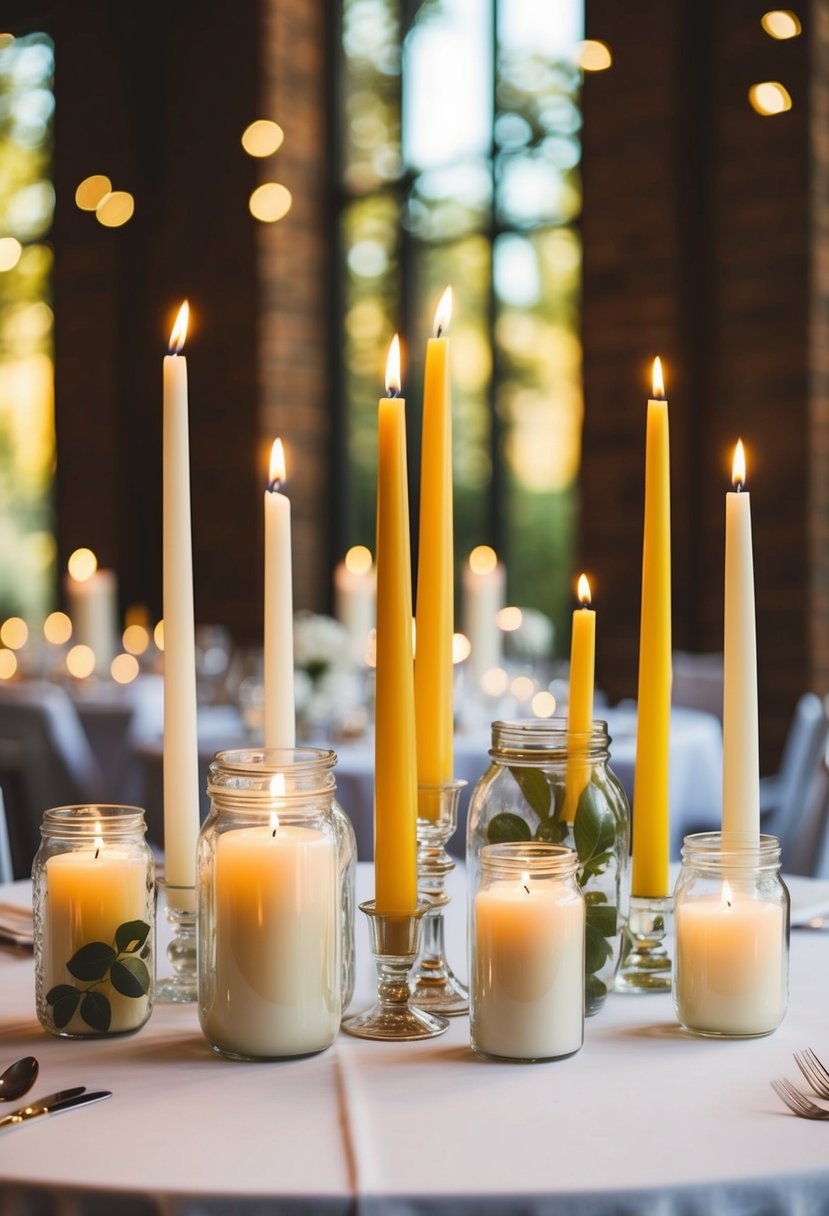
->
(65, 550, 118, 673)
(264, 439, 296, 749)
(162, 302, 200, 906)
(202, 821, 339, 1057)
(722, 440, 760, 849)
(43, 845, 150, 1034)
(473, 878, 584, 1060)
(675, 886, 786, 1036)
(462, 546, 506, 689)
(334, 545, 376, 663)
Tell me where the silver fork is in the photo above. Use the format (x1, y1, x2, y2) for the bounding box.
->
(794, 1048, 829, 1099)
(771, 1077, 829, 1120)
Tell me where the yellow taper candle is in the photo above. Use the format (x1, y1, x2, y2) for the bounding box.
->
(374, 335, 418, 915)
(722, 440, 760, 849)
(564, 574, 596, 823)
(415, 287, 454, 809)
(632, 357, 672, 898)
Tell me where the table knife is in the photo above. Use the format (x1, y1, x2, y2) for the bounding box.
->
(0, 1088, 110, 1131)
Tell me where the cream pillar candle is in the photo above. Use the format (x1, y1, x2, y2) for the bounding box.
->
(162, 301, 200, 908)
(203, 821, 339, 1058)
(333, 545, 376, 663)
(462, 546, 506, 689)
(472, 869, 584, 1060)
(722, 440, 760, 850)
(43, 844, 150, 1034)
(65, 549, 118, 673)
(675, 886, 786, 1036)
(264, 438, 296, 749)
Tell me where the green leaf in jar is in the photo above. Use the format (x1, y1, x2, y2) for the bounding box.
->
(586, 902, 617, 939)
(573, 782, 616, 864)
(486, 812, 533, 844)
(80, 991, 111, 1033)
(115, 919, 151, 955)
(507, 767, 552, 820)
(585, 921, 614, 976)
(66, 942, 118, 982)
(111, 957, 151, 998)
(535, 818, 568, 843)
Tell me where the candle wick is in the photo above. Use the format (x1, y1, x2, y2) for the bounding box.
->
(386, 387, 399, 399)
(436, 323, 444, 339)
(272, 827, 277, 838)
(268, 478, 283, 494)
(94, 848, 100, 860)
(523, 883, 530, 895)
(736, 483, 743, 494)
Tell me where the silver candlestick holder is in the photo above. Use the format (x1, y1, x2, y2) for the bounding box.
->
(341, 900, 449, 1041)
(411, 781, 468, 1015)
(156, 882, 198, 1003)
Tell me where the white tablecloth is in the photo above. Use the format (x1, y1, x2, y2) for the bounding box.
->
(0, 867, 827, 1214)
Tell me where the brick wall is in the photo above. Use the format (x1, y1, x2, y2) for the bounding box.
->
(582, 0, 817, 767)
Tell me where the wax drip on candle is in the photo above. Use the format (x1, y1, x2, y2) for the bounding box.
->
(732, 438, 746, 494)
(434, 285, 452, 340)
(268, 438, 286, 494)
(385, 334, 402, 399)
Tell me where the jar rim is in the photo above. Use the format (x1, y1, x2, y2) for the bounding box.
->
(680, 831, 782, 869)
(490, 717, 609, 759)
(480, 841, 579, 877)
(212, 747, 337, 774)
(40, 805, 148, 837)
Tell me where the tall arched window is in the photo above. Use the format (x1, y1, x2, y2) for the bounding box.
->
(336, 0, 583, 647)
(0, 31, 55, 621)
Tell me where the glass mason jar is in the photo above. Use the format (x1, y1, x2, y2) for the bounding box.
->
(673, 832, 790, 1038)
(33, 805, 155, 1038)
(470, 842, 585, 1061)
(467, 720, 630, 1015)
(198, 748, 357, 1060)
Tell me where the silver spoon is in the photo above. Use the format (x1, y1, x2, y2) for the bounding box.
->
(0, 1057, 39, 1102)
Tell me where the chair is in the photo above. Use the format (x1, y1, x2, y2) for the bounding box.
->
(0, 681, 106, 878)
(672, 651, 724, 723)
(760, 692, 829, 873)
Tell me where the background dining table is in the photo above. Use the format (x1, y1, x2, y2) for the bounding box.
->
(0, 864, 827, 1214)
(105, 679, 722, 861)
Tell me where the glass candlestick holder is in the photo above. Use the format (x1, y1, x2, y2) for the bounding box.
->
(411, 780, 468, 1016)
(342, 901, 449, 1041)
(156, 882, 198, 1003)
(615, 893, 674, 993)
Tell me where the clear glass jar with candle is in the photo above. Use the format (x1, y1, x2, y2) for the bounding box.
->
(466, 720, 630, 1015)
(33, 805, 155, 1038)
(198, 748, 357, 1060)
(470, 842, 585, 1061)
(673, 832, 790, 1038)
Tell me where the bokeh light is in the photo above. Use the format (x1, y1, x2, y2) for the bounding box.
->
(66, 644, 95, 678)
(249, 182, 293, 223)
(242, 119, 285, 157)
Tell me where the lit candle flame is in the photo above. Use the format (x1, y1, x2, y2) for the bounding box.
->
(577, 572, 592, 606)
(732, 439, 746, 490)
(269, 438, 286, 490)
(385, 334, 402, 397)
(345, 545, 372, 576)
(433, 286, 453, 338)
(652, 356, 665, 400)
(722, 879, 733, 909)
(168, 300, 189, 354)
(469, 545, 497, 575)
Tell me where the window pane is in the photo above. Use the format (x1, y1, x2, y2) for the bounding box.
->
(0, 33, 55, 620)
(403, 0, 493, 173)
(341, 194, 401, 544)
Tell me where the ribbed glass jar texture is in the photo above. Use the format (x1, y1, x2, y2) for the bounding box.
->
(673, 832, 789, 1037)
(198, 748, 357, 1060)
(471, 842, 585, 1061)
(467, 720, 630, 1014)
(33, 805, 155, 1037)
